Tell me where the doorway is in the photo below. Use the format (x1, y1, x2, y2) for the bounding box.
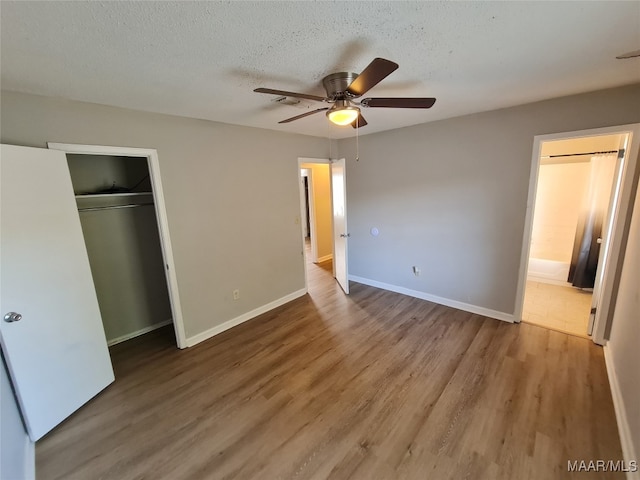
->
(299, 159, 334, 294)
(522, 134, 622, 337)
(515, 124, 640, 345)
(47, 143, 187, 348)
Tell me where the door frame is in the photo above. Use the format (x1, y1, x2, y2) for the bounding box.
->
(47, 143, 187, 349)
(514, 124, 640, 345)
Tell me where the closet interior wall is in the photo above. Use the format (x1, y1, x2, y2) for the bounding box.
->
(67, 154, 173, 345)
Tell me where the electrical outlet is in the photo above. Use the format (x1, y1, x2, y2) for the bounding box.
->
(233, 289, 240, 300)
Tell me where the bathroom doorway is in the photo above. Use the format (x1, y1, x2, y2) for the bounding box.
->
(516, 127, 638, 340)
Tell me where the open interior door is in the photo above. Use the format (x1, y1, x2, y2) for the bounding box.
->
(588, 147, 625, 335)
(0, 144, 114, 441)
(331, 158, 349, 294)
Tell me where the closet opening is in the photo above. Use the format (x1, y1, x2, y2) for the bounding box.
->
(48, 143, 187, 349)
(67, 153, 174, 347)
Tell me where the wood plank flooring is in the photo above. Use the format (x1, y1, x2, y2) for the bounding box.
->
(36, 252, 623, 479)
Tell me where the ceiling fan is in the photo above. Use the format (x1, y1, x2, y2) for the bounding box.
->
(254, 57, 436, 128)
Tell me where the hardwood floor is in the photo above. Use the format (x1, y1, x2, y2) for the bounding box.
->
(36, 252, 623, 479)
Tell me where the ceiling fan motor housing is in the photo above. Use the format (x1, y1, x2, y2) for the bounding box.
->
(322, 72, 359, 100)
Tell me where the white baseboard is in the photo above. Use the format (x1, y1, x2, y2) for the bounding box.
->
(348, 275, 515, 323)
(186, 288, 307, 347)
(604, 345, 639, 480)
(316, 254, 333, 263)
(107, 319, 173, 346)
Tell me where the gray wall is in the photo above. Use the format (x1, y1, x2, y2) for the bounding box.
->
(1, 91, 330, 340)
(338, 84, 640, 316)
(77, 199, 172, 343)
(607, 183, 640, 465)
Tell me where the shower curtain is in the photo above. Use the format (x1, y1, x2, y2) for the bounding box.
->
(568, 153, 618, 288)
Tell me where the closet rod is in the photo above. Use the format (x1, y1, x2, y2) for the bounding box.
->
(78, 202, 154, 213)
(541, 149, 618, 159)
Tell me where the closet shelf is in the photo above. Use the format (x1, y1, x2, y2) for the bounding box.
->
(75, 192, 153, 199)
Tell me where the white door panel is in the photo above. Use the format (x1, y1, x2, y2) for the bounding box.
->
(588, 150, 623, 335)
(331, 158, 349, 294)
(0, 144, 114, 441)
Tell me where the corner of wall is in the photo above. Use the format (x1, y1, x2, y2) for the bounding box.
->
(185, 288, 307, 347)
(349, 275, 515, 324)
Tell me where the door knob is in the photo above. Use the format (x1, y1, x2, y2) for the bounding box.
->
(4, 312, 22, 323)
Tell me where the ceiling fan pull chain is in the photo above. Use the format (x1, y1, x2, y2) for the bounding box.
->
(327, 120, 332, 159)
(356, 116, 359, 162)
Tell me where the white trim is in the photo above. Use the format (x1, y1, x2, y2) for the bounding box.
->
(513, 137, 543, 323)
(299, 157, 332, 164)
(106, 320, 173, 346)
(604, 345, 639, 480)
(513, 124, 640, 343)
(316, 254, 333, 263)
(349, 275, 515, 323)
(46, 142, 188, 349)
(185, 288, 307, 347)
(25, 442, 35, 480)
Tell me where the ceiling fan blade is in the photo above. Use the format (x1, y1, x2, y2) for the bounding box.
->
(351, 113, 368, 129)
(616, 49, 640, 59)
(278, 108, 329, 124)
(346, 58, 399, 97)
(254, 88, 326, 102)
(362, 97, 436, 108)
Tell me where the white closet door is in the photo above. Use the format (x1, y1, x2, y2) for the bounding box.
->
(0, 144, 114, 441)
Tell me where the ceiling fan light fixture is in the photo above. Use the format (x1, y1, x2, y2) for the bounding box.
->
(327, 100, 360, 126)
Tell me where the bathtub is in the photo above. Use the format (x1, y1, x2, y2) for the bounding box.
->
(527, 257, 570, 285)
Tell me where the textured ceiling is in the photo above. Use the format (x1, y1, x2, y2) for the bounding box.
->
(1, 1, 639, 139)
